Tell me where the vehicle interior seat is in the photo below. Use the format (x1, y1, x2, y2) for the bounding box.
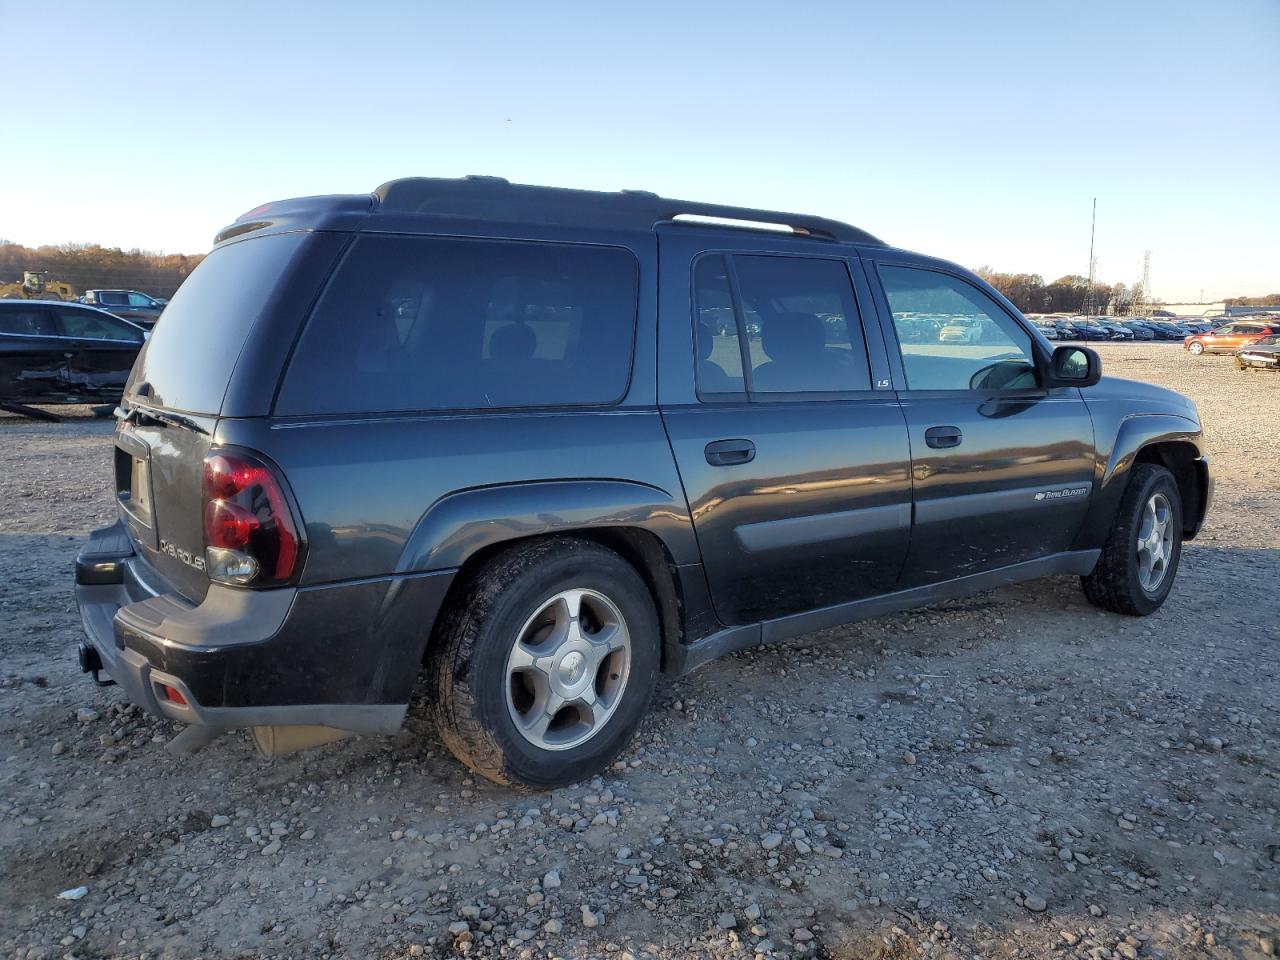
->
(753, 312, 848, 392)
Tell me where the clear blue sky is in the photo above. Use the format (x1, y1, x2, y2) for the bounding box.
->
(5, 0, 1277, 301)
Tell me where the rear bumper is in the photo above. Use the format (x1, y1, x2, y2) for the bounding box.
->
(75, 522, 455, 733)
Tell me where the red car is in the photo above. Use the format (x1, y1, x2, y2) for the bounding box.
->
(1184, 320, 1280, 355)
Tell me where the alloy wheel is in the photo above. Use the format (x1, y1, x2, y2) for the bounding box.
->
(503, 588, 632, 751)
(1136, 492, 1174, 593)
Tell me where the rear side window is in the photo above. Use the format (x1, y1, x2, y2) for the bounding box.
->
(733, 256, 871, 393)
(693, 256, 746, 396)
(0, 307, 55, 336)
(277, 236, 638, 415)
(130, 232, 309, 413)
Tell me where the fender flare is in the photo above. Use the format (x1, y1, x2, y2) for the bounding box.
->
(1074, 413, 1206, 550)
(1100, 413, 1203, 489)
(395, 478, 699, 574)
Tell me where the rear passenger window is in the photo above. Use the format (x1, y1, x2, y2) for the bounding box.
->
(0, 308, 54, 336)
(733, 256, 871, 394)
(694, 256, 746, 397)
(693, 254, 871, 397)
(277, 236, 638, 415)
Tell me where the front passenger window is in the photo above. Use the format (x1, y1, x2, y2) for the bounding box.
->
(879, 265, 1038, 391)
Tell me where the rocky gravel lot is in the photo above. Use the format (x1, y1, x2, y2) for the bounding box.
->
(0, 344, 1276, 960)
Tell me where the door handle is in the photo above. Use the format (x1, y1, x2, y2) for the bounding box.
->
(925, 426, 962, 449)
(705, 438, 755, 466)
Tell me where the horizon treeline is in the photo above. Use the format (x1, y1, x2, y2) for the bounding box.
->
(974, 267, 1277, 314)
(0, 241, 205, 299)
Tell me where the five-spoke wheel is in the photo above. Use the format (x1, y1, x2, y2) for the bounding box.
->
(1135, 493, 1174, 593)
(504, 588, 632, 751)
(429, 538, 659, 787)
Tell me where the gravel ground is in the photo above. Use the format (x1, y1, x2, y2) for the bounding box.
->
(0, 344, 1276, 960)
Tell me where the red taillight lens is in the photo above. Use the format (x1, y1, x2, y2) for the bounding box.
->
(202, 449, 302, 586)
(204, 499, 259, 549)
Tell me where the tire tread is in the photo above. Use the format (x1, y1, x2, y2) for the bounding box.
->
(1081, 463, 1180, 616)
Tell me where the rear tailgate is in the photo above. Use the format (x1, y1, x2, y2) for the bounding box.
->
(110, 229, 336, 602)
(115, 408, 216, 603)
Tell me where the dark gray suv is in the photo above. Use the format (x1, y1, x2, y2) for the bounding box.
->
(75, 177, 1212, 787)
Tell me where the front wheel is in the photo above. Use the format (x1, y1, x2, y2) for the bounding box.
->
(1188, 341, 1205, 355)
(1081, 463, 1183, 616)
(427, 538, 659, 787)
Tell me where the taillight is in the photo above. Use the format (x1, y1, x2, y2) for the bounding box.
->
(202, 449, 303, 586)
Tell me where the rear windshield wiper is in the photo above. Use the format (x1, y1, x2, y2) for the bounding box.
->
(116, 400, 210, 435)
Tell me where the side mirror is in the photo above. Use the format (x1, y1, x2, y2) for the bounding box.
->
(1047, 345, 1101, 387)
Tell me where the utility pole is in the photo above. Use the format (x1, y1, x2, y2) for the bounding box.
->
(1081, 198, 1099, 316)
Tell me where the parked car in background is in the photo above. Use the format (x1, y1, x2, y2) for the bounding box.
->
(82, 289, 166, 328)
(1236, 334, 1280, 371)
(1114, 320, 1154, 340)
(1, 300, 146, 415)
(1031, 319, 1061, 340)
(1097, 320, 1135, 340)
(1050, 319, 1086, 340)
(1072, 319, 1122, 341)
(1145, 320, 1190, 341)
(1184, 321, 1280, 355)
(896, 316, 941, 343)
(938, 317, 985, 343)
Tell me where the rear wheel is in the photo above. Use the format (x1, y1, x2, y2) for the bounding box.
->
(1081, 463, 1183, 616)
(427, 538, 659, 787)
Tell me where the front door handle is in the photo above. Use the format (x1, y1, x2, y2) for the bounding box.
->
(705, 438, 755, 466)
(925, 425, 962, 449)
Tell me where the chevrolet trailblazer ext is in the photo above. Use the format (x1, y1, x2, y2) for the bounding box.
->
(74, 177, 1212, 787)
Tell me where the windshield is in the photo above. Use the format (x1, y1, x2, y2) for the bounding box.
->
(126, 232, 308, 414)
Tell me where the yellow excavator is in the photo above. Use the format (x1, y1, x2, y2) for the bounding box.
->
(0, 270, 76, 300)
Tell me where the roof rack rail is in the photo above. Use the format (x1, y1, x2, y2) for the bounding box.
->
(372, 177, 884, 246)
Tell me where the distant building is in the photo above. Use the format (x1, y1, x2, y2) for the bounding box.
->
(1223, 304, 1280, 317)
(1152, 302, 1226, 317)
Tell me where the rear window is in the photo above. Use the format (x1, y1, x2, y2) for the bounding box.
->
(128, 232, 308, 413)
(276, 235, 638, 415)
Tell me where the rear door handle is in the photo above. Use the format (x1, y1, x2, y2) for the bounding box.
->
(925, 425, 962, 449)
(705, 438, 755, 466)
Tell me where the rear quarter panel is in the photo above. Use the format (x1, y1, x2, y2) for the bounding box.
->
(215, 410, 695, 583)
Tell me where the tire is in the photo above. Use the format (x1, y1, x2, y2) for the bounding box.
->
(1081, 463, 1183, 616)
(1188, 341, 1204, 355)
(427, 538, 660, 787)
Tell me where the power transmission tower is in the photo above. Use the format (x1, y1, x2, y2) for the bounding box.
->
(1134, 250, 1152, 316)
(1081, 199, 1100, 316)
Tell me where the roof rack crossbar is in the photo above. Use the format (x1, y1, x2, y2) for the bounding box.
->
(372, 177, 883, 246)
